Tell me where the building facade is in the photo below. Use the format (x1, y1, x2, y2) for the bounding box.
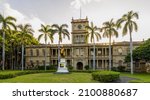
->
(25, 18, 141, 70)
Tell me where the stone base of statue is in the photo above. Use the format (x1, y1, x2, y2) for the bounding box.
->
(56, 58, 69, 74)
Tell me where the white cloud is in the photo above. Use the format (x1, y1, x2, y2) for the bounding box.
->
(0, 3, 46, 43)
(2, 3, 26, 24)
(71, 0, 101, 9)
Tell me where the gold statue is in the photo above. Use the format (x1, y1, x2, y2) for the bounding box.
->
(60, 46, 65, 58)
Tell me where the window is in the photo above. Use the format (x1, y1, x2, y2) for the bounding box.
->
(91, 48, 93, 55)
(36, 49, 39, 56)
(42, 49, 45, 56)
(30, 49, 33, 56)
(42, 60, 45, 66)
(76, 36, 79, 43)
(36, 60, 39, 66)
(118, 60, 123, 66)
(80, 48, 84, 56)
(81, 35, 84, 43)
(67, 60, 71, 66)
(30, 60, 34, 67)
(67, 49, 71, 56)
(76, 48, 79, 56)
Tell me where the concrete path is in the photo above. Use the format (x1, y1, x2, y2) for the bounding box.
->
(115, 76, 138, 83)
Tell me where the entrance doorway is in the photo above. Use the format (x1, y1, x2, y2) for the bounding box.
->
(77, 62, 83, 70)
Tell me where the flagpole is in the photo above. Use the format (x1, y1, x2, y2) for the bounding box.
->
(80, 6, 82, 19)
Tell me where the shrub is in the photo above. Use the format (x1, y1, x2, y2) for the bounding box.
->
(37, 65, 57, 70)
(117, 66, 126, 72)
(92, 71, 120, 83)
(84, 65, 90, 70)
(49, 65, 57, 70)
(67, 65, 74, 71)
(0, 70, 55, 79)
(70, 70, 94, 73)
(0, 74, 16, 79)
(111, 67, 118, 71)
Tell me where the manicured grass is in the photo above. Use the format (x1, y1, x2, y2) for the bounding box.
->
(0, 71, 150, 83)
(0, 72, 98, 83)
(121, 73, 150, 83)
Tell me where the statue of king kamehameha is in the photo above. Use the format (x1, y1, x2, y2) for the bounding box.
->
(60, 46, 65, 58)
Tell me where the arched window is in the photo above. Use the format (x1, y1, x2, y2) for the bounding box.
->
(118, 60, 123, 66)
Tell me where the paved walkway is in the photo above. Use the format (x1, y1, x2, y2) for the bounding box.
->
(115, 76, 138, 83)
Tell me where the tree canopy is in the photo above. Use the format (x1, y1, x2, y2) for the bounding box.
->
(125, 39, 150, 62)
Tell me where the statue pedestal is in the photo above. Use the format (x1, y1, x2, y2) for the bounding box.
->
(56, 58, 69, 74)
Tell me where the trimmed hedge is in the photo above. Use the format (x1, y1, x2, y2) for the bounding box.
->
(0, 70, 55, 79)
(92, 71, 120, 83)
(0, 70, 95, 79)
(84, 65, 90, 70)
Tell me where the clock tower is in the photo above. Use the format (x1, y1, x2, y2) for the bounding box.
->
(71, 17, 89, 44)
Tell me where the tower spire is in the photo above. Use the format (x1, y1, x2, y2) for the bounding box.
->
(80, 6, 82, 19)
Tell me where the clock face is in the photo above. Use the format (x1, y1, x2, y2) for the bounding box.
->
(118, 48, 122, 53)
(78, 24, 82, 29)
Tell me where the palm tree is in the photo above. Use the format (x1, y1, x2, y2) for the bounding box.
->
(101, 19, 118, 71)
(85, 22, 101, 70)
(38, 24, 54, 71)
(6, 29, 17, 69)
(0, 14, 16, 70)
(17, 24, 34, 71)
(116, 11, 139, 74)
(52, 24, 70, 69)
(0, 35, 2, 42)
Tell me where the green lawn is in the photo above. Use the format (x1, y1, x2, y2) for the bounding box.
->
(121, 73, 150, 82)
(0, 72, 98, 83)
(0, 71, 150, 83)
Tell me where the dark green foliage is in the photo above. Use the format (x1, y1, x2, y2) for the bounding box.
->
(37, 65, 57, 70)
(67, 65, 74, 71)
(92, 71, 120, 82)
(112, 66, 126, 72)
(111, 67, 118, 71)
(125, 39, 150, 62)
(84, 65, 90, 70)
(0, 70, 55, 79)
(0, 74, 16, 79)
(70, 70, 94, 73)
(117, 66, 126, 72)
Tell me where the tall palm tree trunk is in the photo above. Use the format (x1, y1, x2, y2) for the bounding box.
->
(45, 45, 47, 71)
(129, 32, 133, 74)
(58, 41, 60, 68)
(21, 44, 24, 71)
(93, 38, 96, 70)
(109, 37, 112, 71)
(93, 44, 96, 70)
(11, 43, 14, 70)
(2, 32, 5, 71)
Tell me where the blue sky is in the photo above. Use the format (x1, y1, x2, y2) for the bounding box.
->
(0, 0, 150, 44)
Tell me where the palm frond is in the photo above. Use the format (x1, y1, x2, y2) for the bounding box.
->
(112, 28, 119, 38)
(132, 21, 138, 32)
(122, 22, 128, 36)
(7, 22, 17, 30)
(5, 16, 16, 22)
(52, 24, 59, 29)
(132, 12, 139, 19)
(38, 34, 43, 41)
(61, 24, 68, 28)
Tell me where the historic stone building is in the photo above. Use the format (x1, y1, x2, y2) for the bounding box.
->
(25, 18, 141, 70)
